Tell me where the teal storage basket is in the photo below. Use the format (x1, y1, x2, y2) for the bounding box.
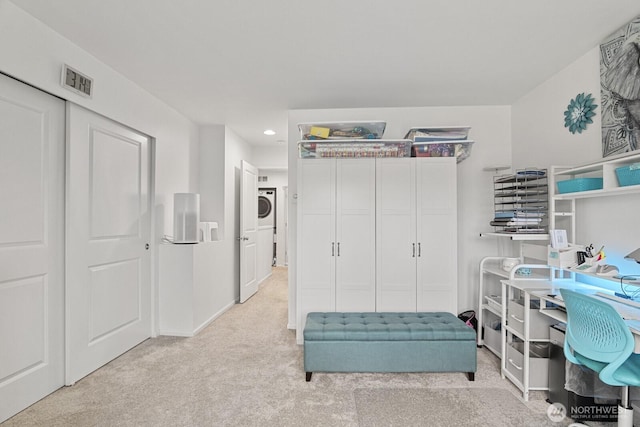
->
(615, 163, 640, 187)
(557, 177, 603, 194)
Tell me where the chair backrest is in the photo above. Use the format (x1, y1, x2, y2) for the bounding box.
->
(560, 289, 634, 366)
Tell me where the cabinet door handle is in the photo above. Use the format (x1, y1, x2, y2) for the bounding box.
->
(331, 242, 335, 256)
(508, 358, 523, 371)
(418, 242, 421, 257)
(412, 243, 416, 258)
(510, 314, 524, 323)
(337, 242, 340, 256)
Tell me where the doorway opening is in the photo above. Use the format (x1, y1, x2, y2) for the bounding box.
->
(258, 187, 277, 267)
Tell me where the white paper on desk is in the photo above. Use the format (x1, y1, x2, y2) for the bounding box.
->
(550, 229, 568, 249)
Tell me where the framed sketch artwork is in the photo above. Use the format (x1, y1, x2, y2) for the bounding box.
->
(600, 16, 640, 157)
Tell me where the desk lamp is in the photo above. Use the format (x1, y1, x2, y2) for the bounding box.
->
(624, 248, 640, 263)
(621, 248, 640, 291)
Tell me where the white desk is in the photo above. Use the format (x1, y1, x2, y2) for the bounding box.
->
(532, 288, 640, 353)
(495, 278, 640, 401)
(499, 279, 606, 400)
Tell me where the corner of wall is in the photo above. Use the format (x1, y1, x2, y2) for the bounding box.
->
(511, 46, 602, 170)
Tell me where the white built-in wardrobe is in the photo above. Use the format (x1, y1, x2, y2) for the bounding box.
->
(296, 157, 457, 341)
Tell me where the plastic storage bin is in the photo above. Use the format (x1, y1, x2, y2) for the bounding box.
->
(404, 126, 471, 141)
(298, 140, 411, 158)
(615, 163, 640, 187)
(483, 320, 502, 352)
(411, 140, 474, 163)
(506, 341, 549, 388)
(547, 245, 580, 269)
(508, 298, 556, 339)
(556, 177, 603, 194)
(485, 295, 502, 312)
(298, 121, 386, 140)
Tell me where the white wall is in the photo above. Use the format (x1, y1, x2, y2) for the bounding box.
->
(0, 1, 200, 337)
(0, 1, 242, 334)
(253, 145, 288, 169)
(512, 46, 640, 288)
(512, 47, 602, 170)
(288, 106, 512, 328)
(198, 125, 226, 230)
(0, 1, 198, 238)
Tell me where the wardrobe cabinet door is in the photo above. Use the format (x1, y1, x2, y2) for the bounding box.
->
(297, 159, 336, 336)
(335, 158, 376, 311)
(376, 158, 417, 311)
(416, 158, 458, 313)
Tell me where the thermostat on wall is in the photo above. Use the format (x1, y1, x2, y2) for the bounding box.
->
(61, 64, 93, 98)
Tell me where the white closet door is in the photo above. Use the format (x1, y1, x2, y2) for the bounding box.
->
(416, 157, 457, 313)
(0, 74, 65, 423)
(66, 104, 151, 384)
(376, 158, 417, 311)
(297, 159, 336, 337)
(335, 158, 376, 311)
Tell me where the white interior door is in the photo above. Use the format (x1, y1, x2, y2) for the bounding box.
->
(240, 160, 258, 303)
(0, 74, 65, 422)
(66, 104, 151, 384)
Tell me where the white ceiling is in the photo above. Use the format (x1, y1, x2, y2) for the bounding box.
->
(10, 0, 640, 146)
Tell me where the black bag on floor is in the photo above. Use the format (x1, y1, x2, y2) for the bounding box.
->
(458, 310, 477, 331)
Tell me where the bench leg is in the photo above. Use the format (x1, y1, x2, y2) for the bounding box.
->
(467, 372, 475, 381)
(306, 372, 312, 382)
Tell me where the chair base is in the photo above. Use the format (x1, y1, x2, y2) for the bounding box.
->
(617, 404, 633, 427)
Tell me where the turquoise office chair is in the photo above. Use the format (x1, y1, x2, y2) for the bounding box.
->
(560, 289, 640, 427)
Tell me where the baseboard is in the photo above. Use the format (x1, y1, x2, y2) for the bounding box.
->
(258, 271, 273, 285)
(193, 300, 236, 334)
(158, 300, 236, 337)
(157, 328, 195, 338)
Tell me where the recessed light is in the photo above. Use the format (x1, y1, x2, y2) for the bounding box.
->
(276, 139, 286, 143)
(263, 129, 276, 136)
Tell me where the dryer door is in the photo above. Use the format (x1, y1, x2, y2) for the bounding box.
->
(258, 195, 272, 219)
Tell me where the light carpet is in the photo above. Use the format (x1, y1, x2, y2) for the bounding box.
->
(3, 267, 586, 426)
(355, 387, 558, 427)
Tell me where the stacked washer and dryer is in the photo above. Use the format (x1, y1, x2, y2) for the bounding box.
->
(258, 188, 276, 266)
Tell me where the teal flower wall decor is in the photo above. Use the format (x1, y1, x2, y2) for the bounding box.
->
(564, 93, 598, 134)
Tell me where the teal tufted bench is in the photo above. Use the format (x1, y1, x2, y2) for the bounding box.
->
(303, 312, 477, 381)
